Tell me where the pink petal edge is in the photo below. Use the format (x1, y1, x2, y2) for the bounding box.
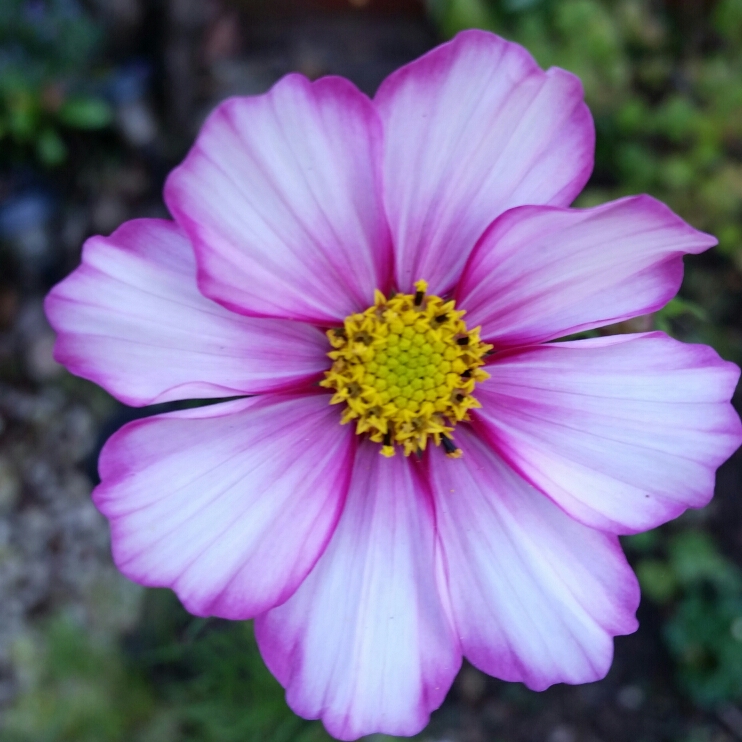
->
(44, 219, 330, 406)
(475, 333, 742, 534)
(255, 440, 461, 741)
(375, 28, 594, 295)
(94, 393, 354, 619)
(456, 195, 717, 347)
(427, 428, 639, 690)
(166, 73, 393, 325)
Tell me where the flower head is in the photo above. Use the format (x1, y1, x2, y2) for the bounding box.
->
(321, 279, 492, 457)
(45, 30, 741, 741)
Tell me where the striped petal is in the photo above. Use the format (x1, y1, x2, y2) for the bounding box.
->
(255, 441, 460, 741)
(375, 29, 593, 294)
(94, 394, 354, 618)
(45, 219, 329, 406)
(166, 75, 392, 325)
(475, 334, 742, 533)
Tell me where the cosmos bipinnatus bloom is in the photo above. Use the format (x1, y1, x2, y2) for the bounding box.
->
(45, 29, 741, 742)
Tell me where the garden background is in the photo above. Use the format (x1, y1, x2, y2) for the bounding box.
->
(1, 0, 741, 740)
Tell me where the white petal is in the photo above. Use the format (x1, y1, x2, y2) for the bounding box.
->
(375, 29, 593, 293)
(429, 428, 639, 690)
(45, 219, 329, 406)
(166, 75, 392, 324)
(94, 394, 354, 618)
(457, 196, 717, 347)
(475, 334, 742, 532)
(255, 442, 460, 741)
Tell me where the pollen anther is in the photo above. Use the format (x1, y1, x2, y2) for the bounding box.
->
(321, 280, 492, 457)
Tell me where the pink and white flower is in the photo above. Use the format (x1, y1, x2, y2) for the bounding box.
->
(45, 30, 741, 741)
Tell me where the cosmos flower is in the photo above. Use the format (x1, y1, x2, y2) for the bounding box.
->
(45, 29, 741, 742)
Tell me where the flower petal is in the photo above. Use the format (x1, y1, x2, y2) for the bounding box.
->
(94, 393, 354, 619)
(456, 196, 717, 347)
(375, 29, 593, 294)
(165, 74, 392, 325)
(475, 334, 742, 533)
(427, 428, 639, 690)
(45, 219, 330, 406)
(255, 441, 460, 741)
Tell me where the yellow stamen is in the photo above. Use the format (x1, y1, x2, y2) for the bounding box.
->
(321, 280, 492, 457)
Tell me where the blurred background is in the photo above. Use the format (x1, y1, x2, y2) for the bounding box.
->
(0, 0, 741, 740)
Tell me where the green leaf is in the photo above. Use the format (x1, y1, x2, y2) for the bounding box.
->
(654, 297, 708, 334)
(623, 529, 660, 553)
(58, 97, 113, 130)
(668, 531, 742, 592)
(665, 591, 742, 707)
(36, 127, 67, 166)
(636, 559, 678, 604)
(8, 101, 40, 141)
(430, 0, 498, 36)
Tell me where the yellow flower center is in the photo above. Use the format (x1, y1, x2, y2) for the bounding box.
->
(321, 280, 492, 458)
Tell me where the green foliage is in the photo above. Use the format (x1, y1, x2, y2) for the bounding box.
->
(132, 590, 332, 742)
(2, 617, 154, 742)
(1, 592, 336, 742)
(665, 591, 742, 708)
(57, 97, 113, 130)
(661, 533, 742, 707)
(654, 297, 707, 335)
(627, 528, 742, 708)
(0, 0, 112, 167)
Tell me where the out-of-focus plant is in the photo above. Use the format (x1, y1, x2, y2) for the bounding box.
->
(130, 590, 332, 742)
(2, 592, 334, 742)
(626, 528, 742, 708)
(0, 0, 112, 167)
(2, 616, 154, 742)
